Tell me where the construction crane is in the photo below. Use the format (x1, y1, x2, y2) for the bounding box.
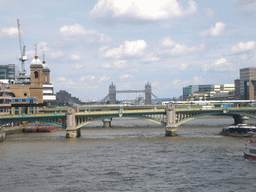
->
(17, 19, 28, 72)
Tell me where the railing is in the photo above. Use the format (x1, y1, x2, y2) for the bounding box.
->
(0, 106, 255, 119)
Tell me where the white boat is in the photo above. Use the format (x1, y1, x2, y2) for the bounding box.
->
(220, 124, 256, 137)
(244, 139, 256, 160)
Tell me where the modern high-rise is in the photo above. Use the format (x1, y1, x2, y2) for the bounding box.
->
(237, 67, 256, 100)
(183, 85, 199, 101)
(0, 64, 15, 80)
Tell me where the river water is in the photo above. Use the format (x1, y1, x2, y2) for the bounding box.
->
(1, 116, 256, 191)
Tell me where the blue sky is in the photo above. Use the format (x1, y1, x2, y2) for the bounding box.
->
(1, 0, 256, 101)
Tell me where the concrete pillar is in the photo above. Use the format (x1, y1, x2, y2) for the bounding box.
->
(233, 115, 249, 125)
(166, 104, 177, 136)
(66, 107, 80, 138)
(249, 80, 255, 100)
(102, 118, 112, 128)
(11, 107, 15, 115)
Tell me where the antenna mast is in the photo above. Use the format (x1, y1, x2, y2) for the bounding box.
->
(17, 19, 28, 72)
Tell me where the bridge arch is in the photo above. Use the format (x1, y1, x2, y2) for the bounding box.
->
(176, 111, 256, 127)
(0, 118, 65, 128)
(75, 115, 166, 129)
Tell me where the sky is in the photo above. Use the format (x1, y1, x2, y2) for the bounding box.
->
(1, 0, 256, 101)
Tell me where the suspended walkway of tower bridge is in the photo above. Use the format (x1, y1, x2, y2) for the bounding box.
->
(0, 105, 256, 132)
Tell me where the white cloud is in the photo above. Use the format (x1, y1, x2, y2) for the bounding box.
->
(75, 64, 83, 69)
(158, 37, 204, 56)
(102, 62, 112, 68)
(104, 40, 147, 59)
(57, 77, 66, 81)
(99, 76, 110, 83)
(172, 77, 205, 88)
(101, 60, 127, 68)
(169, 62, 188, 70)
(233, 0, 256, 19)
(114, 60, 127, 68)
(179, 63, 188, 70)
(26, 41, 64, 60)
(231, 41, 256, 53)
(2, 27, 18, 37)
(128, 68, 139, 73)
(239, 54, 249, 60)
(143, 53, 160, 63)
(200, 22, 226, 37)
(204, 8, 214, 17)
(159, 43, 204, 56)
(70, 54, 81, 61)
(171, 44, 190, 54)
(202, 58, 236, 71)
(55, 78, 75, 87)
(151, 82, 160, 87)
(119, 74, 134, 80)
(60, 24, 111, 43)
(124, 40, 147, 56)
(80, 75, 96, 81)
(104, 45, 124, 59)
(90, 0, 197, 23)
(160, 36, 176, 47)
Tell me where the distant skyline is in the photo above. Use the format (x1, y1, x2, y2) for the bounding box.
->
(1, 0, 256, 101)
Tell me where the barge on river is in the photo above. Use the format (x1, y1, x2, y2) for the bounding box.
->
(220, 124, 256, 137)
(244, 139, 256, 160)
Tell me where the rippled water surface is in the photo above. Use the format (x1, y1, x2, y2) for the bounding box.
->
(1, 116, 256, 191)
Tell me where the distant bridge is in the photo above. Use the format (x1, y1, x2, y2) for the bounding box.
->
(1, 105, 256, 137)
(100, 82, 164, 104)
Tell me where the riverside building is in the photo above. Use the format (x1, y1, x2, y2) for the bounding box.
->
(0, 49, 56, 107)
(183, 84, 235, 101)
(235, 67, 256, 100)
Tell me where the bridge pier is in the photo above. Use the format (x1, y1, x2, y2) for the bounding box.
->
(166, 104, 177, 136)
(233, 115, 249, 125)
(66, 129, 81, 138)
(102, 118, 112, 128)
(66, 107, 80, 138)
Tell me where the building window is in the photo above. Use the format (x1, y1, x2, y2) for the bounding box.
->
(34, 71, 39, 81)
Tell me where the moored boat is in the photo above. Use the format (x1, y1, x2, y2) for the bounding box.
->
(22, 123, 62, 133)
(220, 124, 256, 137)
(244, 139, 256, 160)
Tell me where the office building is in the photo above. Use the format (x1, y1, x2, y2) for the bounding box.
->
(0, 64, 15, 82)
(183, 85, 199, 101)
(238, 67, 256, 100)
(183, 84, 235, 101)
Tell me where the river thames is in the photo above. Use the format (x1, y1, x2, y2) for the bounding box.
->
(1, 116, 256, 191)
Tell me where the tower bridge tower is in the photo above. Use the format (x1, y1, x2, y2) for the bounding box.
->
(109, 82, 116, 104)
(108, 82, 152, 105)
(145, 82, 152, 105)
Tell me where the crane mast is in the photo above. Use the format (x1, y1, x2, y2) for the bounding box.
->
(17, 19, 28, 73)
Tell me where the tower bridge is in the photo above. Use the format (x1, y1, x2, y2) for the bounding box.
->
(0, 105, 256, 138)
(100, 82, 163, 104)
